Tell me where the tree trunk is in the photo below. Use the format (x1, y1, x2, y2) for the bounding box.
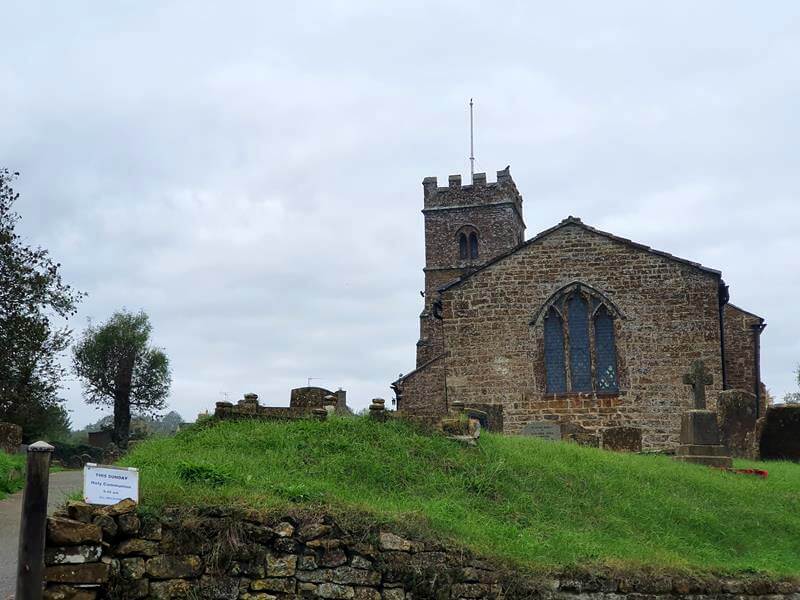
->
(113, 351, 135, 450)
(113, 393, 130, 450)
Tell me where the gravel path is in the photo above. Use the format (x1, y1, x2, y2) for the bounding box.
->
(0, 470, 83, 599)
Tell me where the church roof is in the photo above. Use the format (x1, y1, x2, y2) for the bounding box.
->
(726, 302, 766, 324)
(439, 216, 722, 293)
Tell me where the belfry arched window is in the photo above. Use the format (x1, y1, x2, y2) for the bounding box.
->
(456, 226, 480, 261)
(533, 282, 622, 394)
(469, 232, 479, 258)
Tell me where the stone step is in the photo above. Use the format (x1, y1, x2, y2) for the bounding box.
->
(675, 444, 730, 457)
(674, 455, 733, 468)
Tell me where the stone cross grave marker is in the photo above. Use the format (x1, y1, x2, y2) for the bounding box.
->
(682, 359, 713, 410)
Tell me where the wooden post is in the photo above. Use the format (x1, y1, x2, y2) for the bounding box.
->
(16, 441, 54, 600)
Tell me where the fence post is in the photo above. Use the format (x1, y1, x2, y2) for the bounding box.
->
(16, 440, 54, 600)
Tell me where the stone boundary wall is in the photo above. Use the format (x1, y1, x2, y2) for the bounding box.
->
(43, 501, 800, 600)
(215, 390, 349, 423)
(215, 403, 320, 422)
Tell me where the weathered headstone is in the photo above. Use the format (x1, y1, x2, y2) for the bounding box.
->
(716, 389, 758, 458)
(602, 426, 642, 452)
(520, 421, 561, 441)
(675, 360, 732, 468)
(560, 422, 599, 447)
(759, 405, 800, 461)
(464, 408, 489, 429)
(461, 403, 504, 432)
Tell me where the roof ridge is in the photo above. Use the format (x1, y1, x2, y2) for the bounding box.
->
(438, 217, 721, 293)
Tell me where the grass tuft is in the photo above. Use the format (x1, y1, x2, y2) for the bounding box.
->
(121, 417, 800, 576)
(0, 451, 25, 500)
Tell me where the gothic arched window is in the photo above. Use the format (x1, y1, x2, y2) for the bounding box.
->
(544, 307, 566, 393)
(594, 306, 618, 391)
(533, 282, 622, 394)
(456, 226, 479, 261)
(567, 295, 591, 392)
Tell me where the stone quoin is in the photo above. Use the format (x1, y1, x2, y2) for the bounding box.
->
(391, 167, 766, 451)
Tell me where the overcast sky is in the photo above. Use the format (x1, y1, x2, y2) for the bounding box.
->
(2, 2, 798, 427)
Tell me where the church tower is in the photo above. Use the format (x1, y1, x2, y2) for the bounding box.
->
(416, 167, 525, 366)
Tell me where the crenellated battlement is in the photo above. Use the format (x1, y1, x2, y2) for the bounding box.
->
(422, 167, 522, 212)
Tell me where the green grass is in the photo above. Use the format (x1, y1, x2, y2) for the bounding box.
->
(121, 417, 800, 577)
(0, 451, 25, 500)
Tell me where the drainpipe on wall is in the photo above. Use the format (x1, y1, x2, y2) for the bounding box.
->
(433, 299, 448, 411)
(752, 320, 766, 418)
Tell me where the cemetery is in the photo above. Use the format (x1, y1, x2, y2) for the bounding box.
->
(18, 400, 800, 600)
(1, 8, 799, 598)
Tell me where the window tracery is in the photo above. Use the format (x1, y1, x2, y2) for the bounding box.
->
(456, 226, 480, 261)
(533, 282, 621, 394)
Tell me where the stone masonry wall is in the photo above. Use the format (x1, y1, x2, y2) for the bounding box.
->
(416, 170, 525, 370)
(43, 500, 800, 600)
(395, 354, 446, 417)
(723, 304, 762, 399)
(439, 222, 724, 450)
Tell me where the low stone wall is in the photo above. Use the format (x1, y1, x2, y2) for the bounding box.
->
(43, 501, 800, 600)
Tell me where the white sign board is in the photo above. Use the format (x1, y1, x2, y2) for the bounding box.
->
(83, 463, 139, 505)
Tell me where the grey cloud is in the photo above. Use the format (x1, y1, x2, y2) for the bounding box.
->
(1, 1, 798, 425)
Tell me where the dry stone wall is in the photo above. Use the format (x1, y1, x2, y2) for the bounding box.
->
(43, 501, 800, 600)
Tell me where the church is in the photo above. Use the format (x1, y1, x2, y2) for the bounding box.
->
(391, 167, 766, 450)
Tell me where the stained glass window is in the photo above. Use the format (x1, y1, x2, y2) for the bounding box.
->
(594, 306, 618, 391)
(567, 295, 591, 392)
(544, 308, 566, 393)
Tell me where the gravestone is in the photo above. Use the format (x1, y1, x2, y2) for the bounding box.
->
(759, 405, 800, 461)
(602, 426, 642, 452)
(717, 389, 758, 458)
(464, 408, 489, 429)
(674, 360, 732, 468)
(521, 421, 561, 441)
(560, 422, 599, 447)
(462, 403, 504, 432)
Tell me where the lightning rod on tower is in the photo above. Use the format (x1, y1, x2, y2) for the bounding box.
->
(469, 98, 475, 182)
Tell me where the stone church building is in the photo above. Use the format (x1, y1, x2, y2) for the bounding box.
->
(391, 167, 766, 450)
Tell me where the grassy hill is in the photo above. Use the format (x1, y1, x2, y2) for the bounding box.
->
(121, 417, 800, 577)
